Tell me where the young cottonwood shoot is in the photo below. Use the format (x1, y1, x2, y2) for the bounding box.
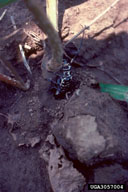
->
(24, 0, 63, 72)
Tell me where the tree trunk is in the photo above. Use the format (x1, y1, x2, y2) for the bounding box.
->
(24, 0, 63, 72)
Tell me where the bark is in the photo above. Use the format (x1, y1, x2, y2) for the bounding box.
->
(24, 0, 63, 72)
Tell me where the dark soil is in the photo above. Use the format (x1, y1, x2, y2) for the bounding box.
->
(0, 0, 128, 191)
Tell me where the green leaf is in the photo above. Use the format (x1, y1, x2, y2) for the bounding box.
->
(0, 0, 17, 8)
(100, 83, 128, 102)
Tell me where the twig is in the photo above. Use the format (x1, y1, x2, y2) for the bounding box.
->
(65, 0, 120, 46)
(0, 73, 28, 90)
(0, 56, 29, 90)
(63, 50, 84, 67)
(10, 15, 32, 75)
(0, 113, 7, 118)
(114, 17, 128, 28)
(97, 67, 122, 84)
(0, 56, 24, 84)
(0, 9, 7, 21)
(0, 18, 30, 90)
(70, 27, 85, 65)
(1, 28, 22, 41)
(10, 15, 17, 30)
(86, 64, 122, 84)
(19, 44, 32, 75)
(63, 28, 85, 67)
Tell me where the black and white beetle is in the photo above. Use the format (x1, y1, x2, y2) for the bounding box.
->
(50, 59, 72, 98)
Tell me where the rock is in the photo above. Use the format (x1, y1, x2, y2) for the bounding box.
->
(28, 136, 41, 147)
(65, 115, 106, 163)
(51, 85, 128, 165)
(39, 134, 86, 192)
(18, 136, 41, 148)
(48, 147, 86, 192)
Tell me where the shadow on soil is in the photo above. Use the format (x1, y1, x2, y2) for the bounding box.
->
(0, 26, 128, 191)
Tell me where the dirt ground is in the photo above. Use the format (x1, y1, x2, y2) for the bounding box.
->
(0, 0, 128, 191)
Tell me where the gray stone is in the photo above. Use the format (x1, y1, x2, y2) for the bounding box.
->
(66, 115, 106, 163)
(39, 134, 86, 192)
(51, 85, 128, 165)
